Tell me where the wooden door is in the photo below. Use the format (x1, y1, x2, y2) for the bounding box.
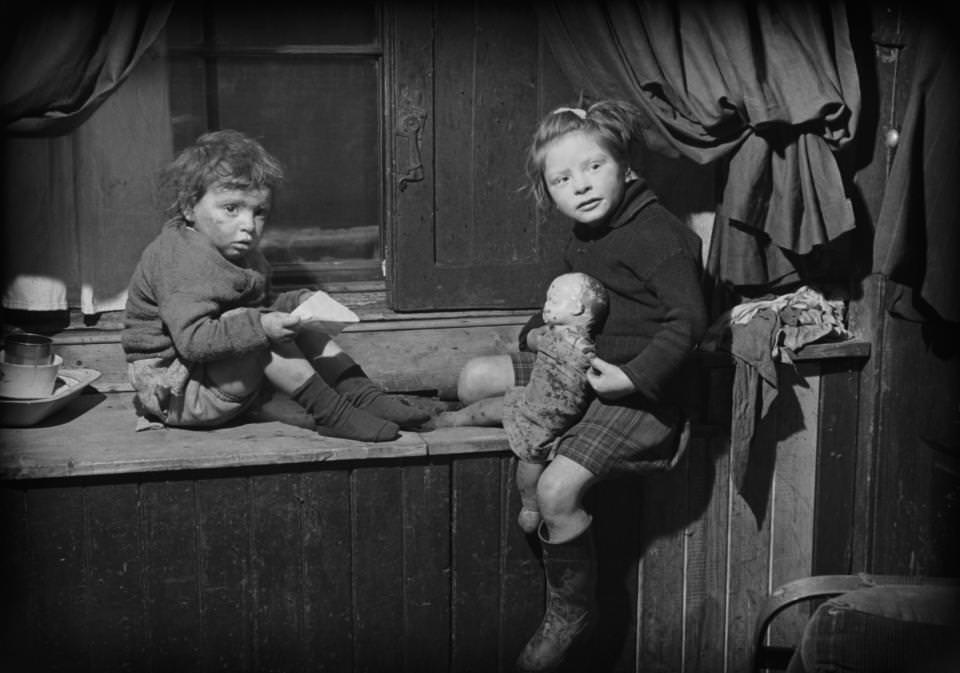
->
(387, 2, 574, 311)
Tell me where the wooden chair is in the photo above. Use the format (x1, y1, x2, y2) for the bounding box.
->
(752, 573, 960, 672)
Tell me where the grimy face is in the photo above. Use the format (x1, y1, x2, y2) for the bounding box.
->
(186, 184, 271, 261)
(543, 130, 628, 226)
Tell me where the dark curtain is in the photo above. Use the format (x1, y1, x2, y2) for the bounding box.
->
(536, 0, 861, 307)
(1, 2, 173, 314)
(1, 2, 170, 136)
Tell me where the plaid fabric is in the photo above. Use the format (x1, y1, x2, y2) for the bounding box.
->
(511, 352, 683, 478)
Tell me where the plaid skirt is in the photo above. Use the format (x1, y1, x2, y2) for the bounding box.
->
(511, 352, 686, 478)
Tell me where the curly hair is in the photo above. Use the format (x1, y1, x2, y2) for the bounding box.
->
(162, 129, 284, 218)
(526, 100, 642, 208)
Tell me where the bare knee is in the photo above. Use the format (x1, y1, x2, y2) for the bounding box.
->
(457, 355, 514, 404)
(536, 469, 581, 520)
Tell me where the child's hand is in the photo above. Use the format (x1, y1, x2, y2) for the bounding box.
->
(260, 311, 301, 343)
(587, 356, 636, 399)
(525, 326, 548, 352)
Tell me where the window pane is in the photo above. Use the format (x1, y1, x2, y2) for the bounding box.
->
(215, 56, 381, 270)
(168, 55, 208, 152)
(212, 1, 379, 47)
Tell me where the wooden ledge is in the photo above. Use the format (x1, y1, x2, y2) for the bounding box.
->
(0, 392, 509, 481)
(695, 338, 871, 368)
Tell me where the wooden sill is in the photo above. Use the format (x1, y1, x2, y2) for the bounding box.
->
(0, 338, 872, 482)
(0, 391, 509, 481)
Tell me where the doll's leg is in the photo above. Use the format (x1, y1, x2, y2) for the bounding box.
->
(265, 342, 398, 441)
(297, 335, 431, 429)
(515, 459, 545, 534)
(456, 354, 516, 404)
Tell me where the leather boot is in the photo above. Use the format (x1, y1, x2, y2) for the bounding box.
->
(516, 524, 596, 672)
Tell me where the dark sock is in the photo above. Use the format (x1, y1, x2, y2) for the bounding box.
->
(335, 371, 432, 429)
(292, 375, 398, 442)
(312, 354, 432, 429)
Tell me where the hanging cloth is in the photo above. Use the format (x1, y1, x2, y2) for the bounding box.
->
(536, 0, 861, 300)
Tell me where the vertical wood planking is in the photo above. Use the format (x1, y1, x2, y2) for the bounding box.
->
(813, 361, 861, 574)
(301, 470, 355, 672)
(0, 486, 33, 670)
(401, 460, 452, 673)
(726, 380, 777, 672)
(196, 476, 251, 673)
(83, 482, 145, 672)
(249, 473, 303, 672)
(451, 455, 502, 673)
(637, 460, 689, 673)
(683, 435, 730, 673)
(583, 476, 643, 673)
(434, 2, 478, 266)
(769, 364, 820, 645)
(141, 479, 202, 671)
(352, 464, 405, 673)
(497, 455, 544, 672)
(25, 486, 89, 671)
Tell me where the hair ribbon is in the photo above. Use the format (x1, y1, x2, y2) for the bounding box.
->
(553, 107, 587, 119)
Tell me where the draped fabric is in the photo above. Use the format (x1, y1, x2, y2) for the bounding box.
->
(1, 2, 172, 315)
(536, 0, 861, 304)
(872, 21, 959, 325)
(1, 2, 170, 135)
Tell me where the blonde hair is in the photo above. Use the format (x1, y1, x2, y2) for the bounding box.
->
(526, 100, 642, 208)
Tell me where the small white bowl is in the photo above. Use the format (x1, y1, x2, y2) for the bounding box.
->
(0, 353, 63, 399)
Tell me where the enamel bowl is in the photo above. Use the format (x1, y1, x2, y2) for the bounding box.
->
(0, 353, 63, 399)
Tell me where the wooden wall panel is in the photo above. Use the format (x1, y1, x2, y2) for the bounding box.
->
(196, 476, 252, 672)
(683, 435, 730, 673)
(0, 353, 857, 673)
(389, 2, 573, 310)
(142, 480, 202, 671)
(400, 461, 452, 673)
(726, 404, 775, 673)
(353, 466, 406, 673)
(497, 456, 544, 673)
(587, 475, 643, 673)
(450, 456, 503, 673)
(768, 363, 820, 646)
(302, 470, 354, 672)
(638, 463, 688, 673)
(84, 483, 144, 672)
(26, 486, 89, 672)
(813, 361, 862, 575)
(250, 473, 303, 671)
(0, 487, 32, 669)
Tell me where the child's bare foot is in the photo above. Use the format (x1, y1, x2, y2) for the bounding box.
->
(517, 507, 541, 534)
(420, 410, 467, 431)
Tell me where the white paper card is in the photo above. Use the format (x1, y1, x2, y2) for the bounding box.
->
(291, 290, 359, 335)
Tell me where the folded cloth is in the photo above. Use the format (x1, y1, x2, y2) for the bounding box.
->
(703, 286, 852, 500)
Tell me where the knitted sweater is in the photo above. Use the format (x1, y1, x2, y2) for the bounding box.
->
(123, 221, 303, 366)
(521, 180, 708, 404)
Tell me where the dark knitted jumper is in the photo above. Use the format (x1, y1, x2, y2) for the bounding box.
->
(521, 179, 708, 406)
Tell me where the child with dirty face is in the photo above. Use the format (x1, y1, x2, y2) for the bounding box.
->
(122, 129, 430, 440)
(452, 101, 708, 671)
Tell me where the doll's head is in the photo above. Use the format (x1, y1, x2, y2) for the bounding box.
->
(527, 100, 641, 226)
(163, 130, 284, 260)
(542, 272, 608, 329)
